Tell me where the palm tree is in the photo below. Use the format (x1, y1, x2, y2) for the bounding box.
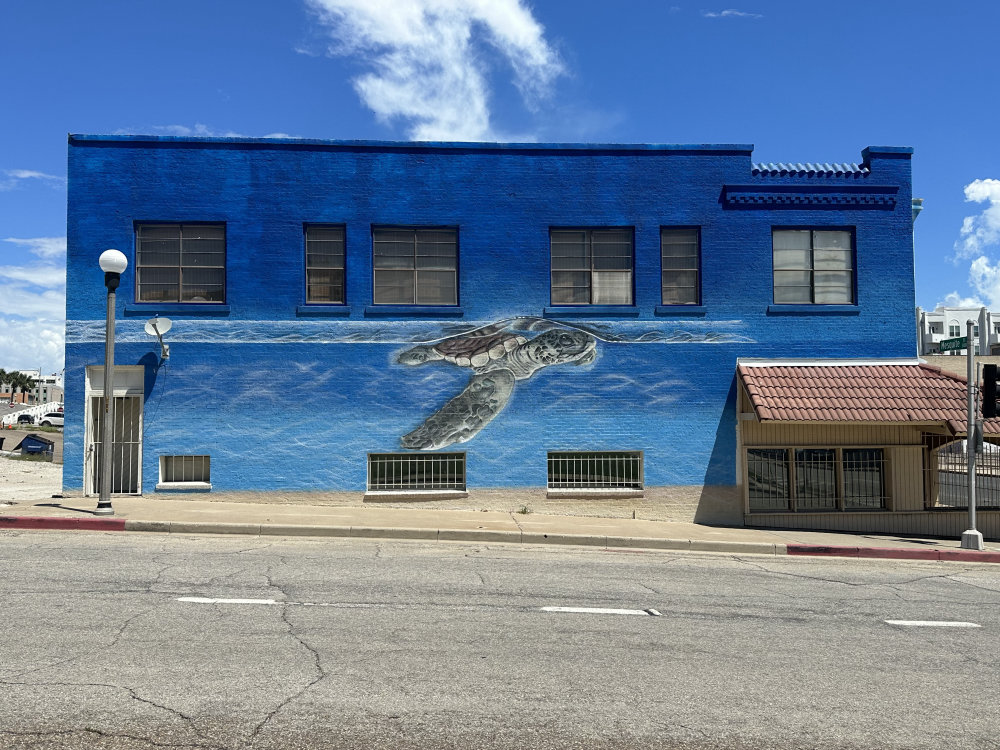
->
(9, 372, 32, 404)
(22, 373, 37, 404)
(0, 368, 8, 402)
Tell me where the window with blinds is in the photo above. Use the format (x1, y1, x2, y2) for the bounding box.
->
(772, 229, 854, 305)
(550, 228, 633, 305)
(373, 227, 458, 305)
(661, 227, 700, 305)
(136, 224, 226, 303)
(305, 225, 346, 304)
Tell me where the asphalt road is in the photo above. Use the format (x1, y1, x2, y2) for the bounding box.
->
(1, 531, 998, 749)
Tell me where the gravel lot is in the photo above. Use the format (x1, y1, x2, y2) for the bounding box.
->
(0, 429, 63, 503)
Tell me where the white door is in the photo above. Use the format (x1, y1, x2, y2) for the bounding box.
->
(85, 395, 142, 495)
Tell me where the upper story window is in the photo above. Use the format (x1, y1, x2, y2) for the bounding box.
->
(136, 224, 225, 303)
(305, 225, 345, 304)
(373, 227, 457, 305)
(772, 229, 854, 305)
(661, 228, 700, 305)
(949, 322, 961, 337)
(550, 228, 633, 305)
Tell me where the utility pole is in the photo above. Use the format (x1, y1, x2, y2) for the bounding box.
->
(963, 319, 985, 550)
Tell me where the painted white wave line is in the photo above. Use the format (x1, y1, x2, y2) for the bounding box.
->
(884, 620, 981, 628)
(542, 606, 661, 616)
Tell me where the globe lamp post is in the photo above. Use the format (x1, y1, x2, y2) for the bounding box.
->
(96, 249, 127, 516)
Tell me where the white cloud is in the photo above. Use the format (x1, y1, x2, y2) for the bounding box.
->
(0, 265, 65, 289)
(0, 169, 65, 191)
(702, 9, 762, 18)
(0, 316, 65, 373)
(955, 179, 1000, 259)
(306, 0, 565, 141)
(3, 236, 66, 260)
(968, 255, 1000, 308)
(0, 236, 68, 371)
(935, 292, 984, 309)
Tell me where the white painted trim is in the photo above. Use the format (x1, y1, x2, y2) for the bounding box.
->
(737, 358, 922, 367)
(156, 482, 212, 491)
(545, 488, 645, 499)
(364, 490, 469, 502)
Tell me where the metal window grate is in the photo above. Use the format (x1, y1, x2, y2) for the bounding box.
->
(746, 446, 886, 512)
(160, 455, 210, 484)
(547, 451, 643, 489)
(843, 448, 886, 509)
(795, 448, 837, 510)
(930, 437, 1000, 509)
(367, 453, 466, 491)
(747, 448, 790, 511)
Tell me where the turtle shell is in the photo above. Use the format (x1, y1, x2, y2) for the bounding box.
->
(434, 328, 528, 368)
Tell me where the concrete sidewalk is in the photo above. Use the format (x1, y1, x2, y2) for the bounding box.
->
(2, 494, 999, 563)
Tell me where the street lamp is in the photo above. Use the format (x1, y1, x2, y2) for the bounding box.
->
(96, 249, 127, 516)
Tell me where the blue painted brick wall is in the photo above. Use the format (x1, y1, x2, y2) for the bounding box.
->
(64, 137, 915, 494)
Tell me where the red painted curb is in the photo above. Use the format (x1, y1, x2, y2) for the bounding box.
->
(787, 544, 1000, 563)
(0, 516, 126, 532)
(938, 549, 1000, 563)
(786, 545, 860, 557)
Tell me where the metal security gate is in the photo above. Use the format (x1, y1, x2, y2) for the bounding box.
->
(86, 395, 142, 495)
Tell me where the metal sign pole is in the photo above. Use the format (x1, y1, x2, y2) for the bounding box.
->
(963, 320, 984, 550)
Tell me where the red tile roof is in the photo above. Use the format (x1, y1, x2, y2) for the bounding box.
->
(737, 363, 1000, 435)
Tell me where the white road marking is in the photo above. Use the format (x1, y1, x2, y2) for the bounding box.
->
(884, 620, 981, 628)
(542, 606, 657, 616)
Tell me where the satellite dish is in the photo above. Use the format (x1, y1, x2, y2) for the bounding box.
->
(144, 317, 172, 359)
(144, 317, 173, 336)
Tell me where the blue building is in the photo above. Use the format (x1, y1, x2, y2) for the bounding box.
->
(64, 136, 918, 526)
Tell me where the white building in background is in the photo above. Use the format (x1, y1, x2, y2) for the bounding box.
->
(916, 306, 1000, 356)
(8, 369, 65, 404)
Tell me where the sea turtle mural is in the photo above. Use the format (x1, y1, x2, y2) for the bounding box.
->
(396, 321, 598, 450)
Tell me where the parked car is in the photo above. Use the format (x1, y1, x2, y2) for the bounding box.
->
(16, 414, 35, 425)
(39, 412, 64, 427)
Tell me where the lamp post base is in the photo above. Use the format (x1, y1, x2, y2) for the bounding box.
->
(94, 502, 115, 517)
(961, 529, 984, 551)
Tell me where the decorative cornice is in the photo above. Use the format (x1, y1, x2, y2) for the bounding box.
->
(752, 162, 870, 177)
(722, 184, 898, 209)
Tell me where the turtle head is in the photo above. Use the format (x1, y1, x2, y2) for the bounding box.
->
(397, 345, 440, 366)
(527, 330, 597, 366)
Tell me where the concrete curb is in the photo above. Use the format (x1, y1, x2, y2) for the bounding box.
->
(3, 515, 997, 562)
(787, 544, 1000, 564)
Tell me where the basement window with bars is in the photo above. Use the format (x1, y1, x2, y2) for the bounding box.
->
(547, 451, 643, 491)
(367, 453, 466, 492)
(746, 447, 885, 512)
(157, 455, 211, 490)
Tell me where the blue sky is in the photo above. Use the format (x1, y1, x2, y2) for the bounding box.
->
(3, 0, 999, 374)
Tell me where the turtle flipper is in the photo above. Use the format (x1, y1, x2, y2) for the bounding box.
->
(401, 369, 515, 450)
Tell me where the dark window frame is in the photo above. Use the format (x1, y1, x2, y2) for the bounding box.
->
(746, 446, 886, 512)
(549, 227, 635, 306)
(772, 227, 856, 305)
(371, 226, 459, 306)
(135, 223, 227, 304)
(660, 226, 701, 305)
(304, 224, 346, 305)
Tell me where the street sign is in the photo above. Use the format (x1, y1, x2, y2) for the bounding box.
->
(940, 336, 968, 352)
